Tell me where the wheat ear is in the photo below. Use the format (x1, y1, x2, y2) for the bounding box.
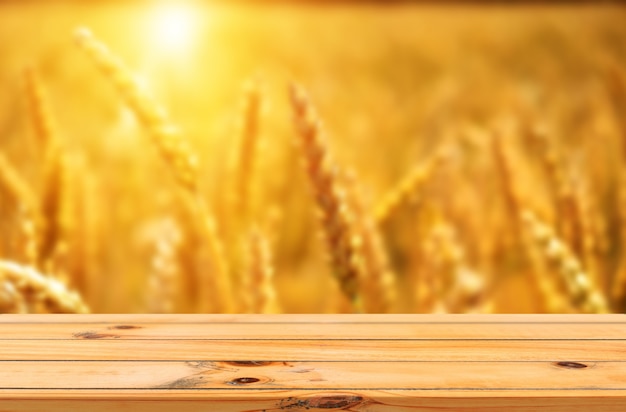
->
(526, 128, 601, 289)
(422, 218, 490, 313)
(525, 129, 589, 259)
(344, 169, 396, 313)
(242, 227, 280, 314)
(74, 28, 233, 312)
(23, 68, 68, 270)
(74, 29, 197, 192)
(374, 154, 441, 226)
(289, 83, 365, 312)
(0, 260, 88, 313)
(147, 222, 182, 314)
(521, 211, 608, 313)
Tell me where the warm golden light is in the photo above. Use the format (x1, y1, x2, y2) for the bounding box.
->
(1, 1, 626, 315)
(150, 3, 197, 52)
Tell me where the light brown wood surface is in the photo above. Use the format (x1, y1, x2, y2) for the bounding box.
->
(0, 314, 625, 411)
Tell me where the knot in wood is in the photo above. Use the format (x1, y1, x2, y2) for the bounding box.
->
(555, 361, 588, 369)
(227, 377, 260, 385)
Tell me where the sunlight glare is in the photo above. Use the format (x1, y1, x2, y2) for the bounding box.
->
(150, 3, 198, 53)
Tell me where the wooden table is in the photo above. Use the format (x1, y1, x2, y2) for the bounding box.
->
(0, 314, 625, 411)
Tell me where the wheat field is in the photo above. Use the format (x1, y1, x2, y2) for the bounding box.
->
(1, 1, 625, 313)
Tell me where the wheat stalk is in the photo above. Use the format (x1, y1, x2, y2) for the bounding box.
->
(374, 154, 441, 226)
(61, 158, 94, 299)
(420, 221, 456, 313)
(74, 28, 197, 192)
(233, 79, 262, 222)
(38, 146, 67, 271)
(188, 195, 234, 313)
(18, 210, 39, 266)
(344, 169, 396, 313)
(0, 153, 39, 265)
(422, 217, 490, 313)
(611, 172, 626, 310)
(524, 127, 566, 214)
(222, 80, 263, 289)
(24, 68, 68, 270)
(518, 209, 567, 313)
(289, 83, 365, 312)
(491, 132, 522, 242)
(74, 28, 233, 313)
(566, 182, 598, 287)
(0, 152, 36, 213)
(525, 128, 601, 288)
(606, 61, 626, 159)
(23, 68, 58, 148)
(525, 128, 588, 258)
(242, 227, 280, 314)
(411, 208, 438, 312)
(146, 220, 182, 314)
(0, 260, 89, 313)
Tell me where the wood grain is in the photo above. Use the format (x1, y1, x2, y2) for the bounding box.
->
(0, 314, 624, 411)
(1, 339, 626, 361)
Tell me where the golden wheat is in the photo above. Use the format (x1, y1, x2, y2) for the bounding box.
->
(23, 68, 58, 149)
(74, 27, 234, 313)
(232, 79, 262, 222)
(242, 227, 280, 314)
(61, 159, 95, 298)
(491, 131, 522, 242)
(421, 216, 490, 313)
(0, 153, 36, 212)
(567, 183, 598, 286)
(74, 28, 197, 192)
(344, 169, 397, 313)
(521, 211, 608, 313)
(24, 69, 68, 271)
(0, 153, 40, 265)
(0, 5, 623, 314)
(611, 171, 626, 310)
(289, 83, 365, 312)
(560, 189, 597, 290)
(38, 146, 67, 271)
(222, 80, 263, 291)
(607, 61, 626, 158)
(18, 212, 38, 266)
(146, 220, 181, 313)
(525, 128, 594, 272)
(375, 153, 441, 227)
(0, 260, 88, 313)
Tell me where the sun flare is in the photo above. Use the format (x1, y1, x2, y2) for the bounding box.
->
(150, 3, 198, 52)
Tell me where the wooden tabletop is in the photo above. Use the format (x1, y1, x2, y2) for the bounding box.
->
(0, 314, 625, 411)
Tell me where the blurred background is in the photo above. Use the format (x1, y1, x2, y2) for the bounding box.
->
(0, 0, 625, 313)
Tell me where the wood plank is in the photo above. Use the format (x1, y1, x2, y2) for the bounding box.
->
(0, 339, 624, 361)
(0, 314, 625, 339)
(0, 360, 624, 389)
(0, 315, 624, 411)
(1, 393, 626, 412)
(1, 313, 624, 324)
